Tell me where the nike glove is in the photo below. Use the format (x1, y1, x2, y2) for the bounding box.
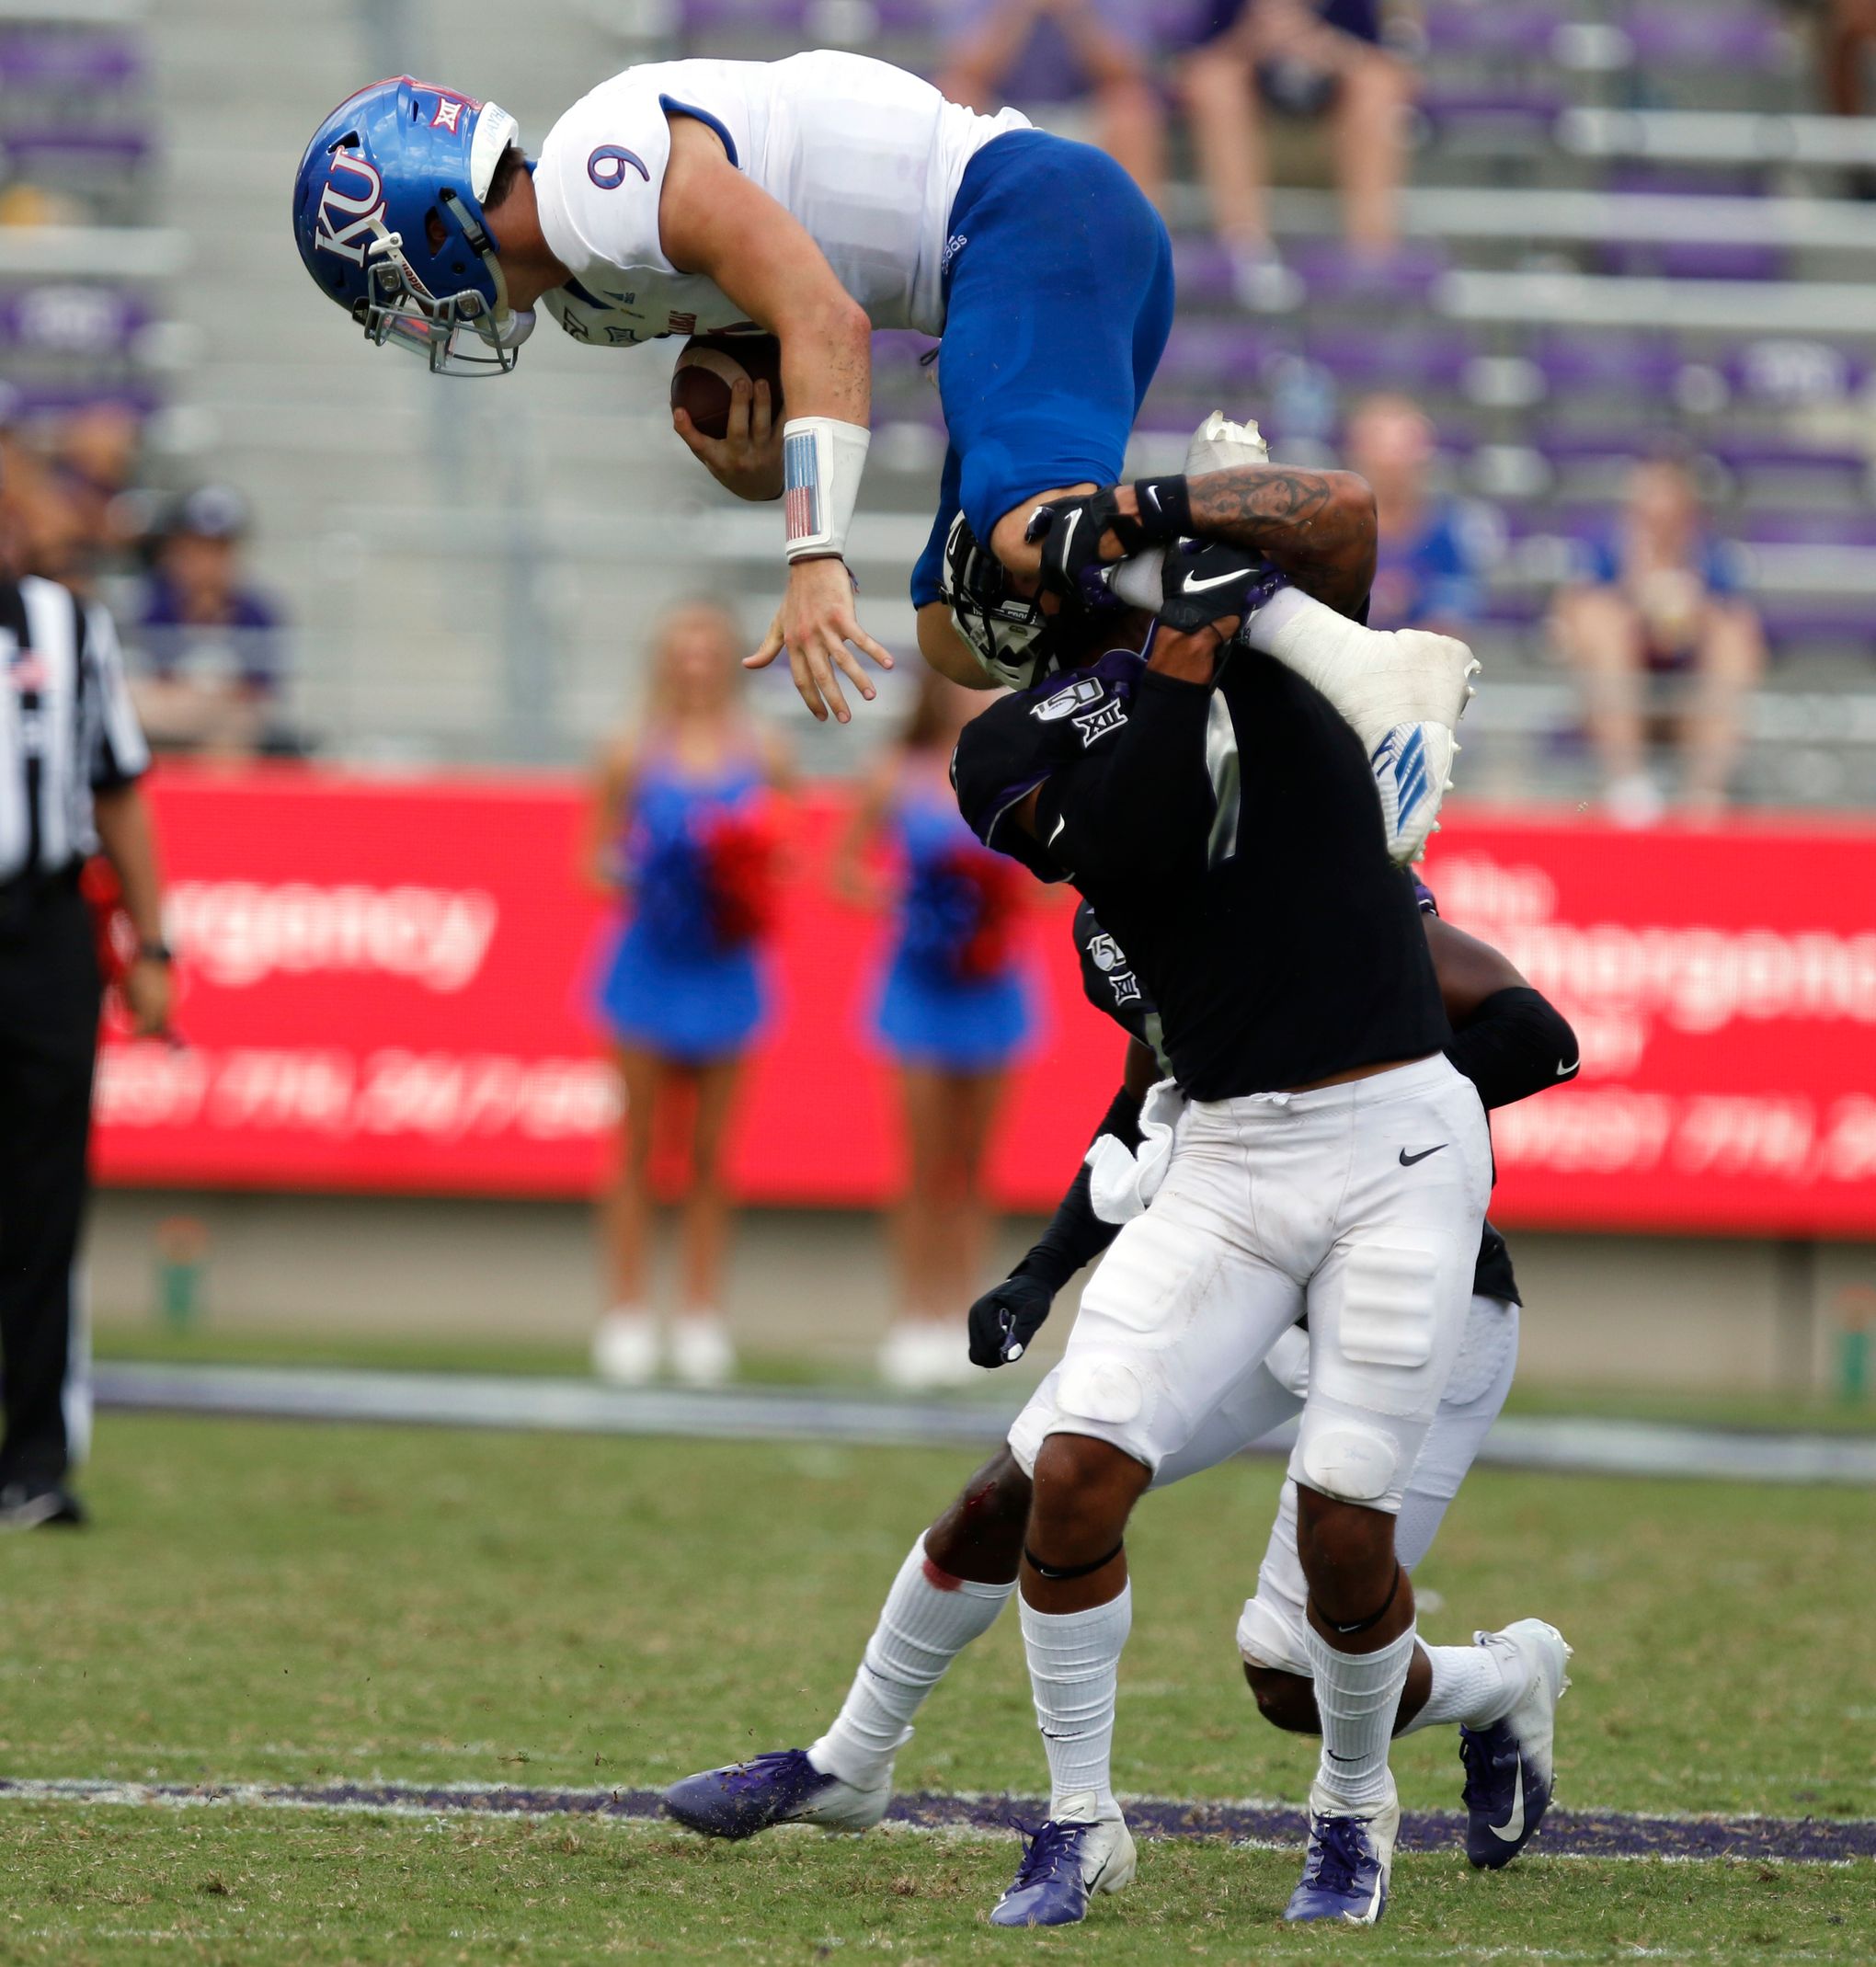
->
(1026, 481, 1194, 607)
(967, 1269, 1056, 1368)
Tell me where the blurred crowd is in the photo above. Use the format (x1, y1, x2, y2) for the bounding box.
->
(0, 402, 292, 761)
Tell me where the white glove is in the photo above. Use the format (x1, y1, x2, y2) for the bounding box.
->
(1086, 1078, 1186, 1226)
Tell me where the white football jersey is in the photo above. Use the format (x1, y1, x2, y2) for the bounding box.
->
(532, 51, 1028, 349)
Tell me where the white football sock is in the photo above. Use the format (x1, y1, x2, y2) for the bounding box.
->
(807, 1537, 1012, 1790)
(1019, 1582, 1132, 1821)
(1396, 1641, 1521, 1735)
(1307, 1618, 1416, 1813)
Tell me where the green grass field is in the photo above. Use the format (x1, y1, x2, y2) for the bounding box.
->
(1, 1412, 1870, 1962)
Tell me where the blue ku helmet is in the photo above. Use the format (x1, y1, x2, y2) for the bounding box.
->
(292, 76, 534, 376)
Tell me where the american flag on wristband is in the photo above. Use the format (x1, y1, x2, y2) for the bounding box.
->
(784, 429, 821, 543)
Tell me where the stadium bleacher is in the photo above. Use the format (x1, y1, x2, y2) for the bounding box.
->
(52, 0, 1876, 806)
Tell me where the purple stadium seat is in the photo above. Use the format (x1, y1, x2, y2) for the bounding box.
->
(1720, 339, 1867, 403)
(0, 129, 153, 171)
(1705, 430, 1867, 477)
(0, 383, 157, 422)
(0, 286, 145, 357)
(1529, 427, 1866, 478)
(1737, 511, 1876, 549)
(1157, 319, 1290, 386)
(1623, 5, 1787, 73)
(0, 30, 143, 92)
(1414, 83, 1568, 129)
(1598, 240, 1787, 282)
(1419, 3, 1562, 61)
(1300, 324, 1473, 391)
(1528, 335, 1682, 397)
(1756, 601, 1876, 654)
(1287, 239, 1450, 301)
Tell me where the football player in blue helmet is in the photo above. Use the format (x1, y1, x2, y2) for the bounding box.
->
(292, 77, 534, 376)
(287, 51, 1164, 729)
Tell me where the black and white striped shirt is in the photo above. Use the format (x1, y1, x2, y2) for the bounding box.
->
(0, 576, 150, 883)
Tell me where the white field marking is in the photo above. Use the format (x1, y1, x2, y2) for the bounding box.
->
(0, 1777, 1865, 1870)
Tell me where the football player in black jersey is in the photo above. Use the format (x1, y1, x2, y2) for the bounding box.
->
(662, 888, 1579, 1887)
(938, 523, 1503, 1928)
(667, 429, 1561, 1928)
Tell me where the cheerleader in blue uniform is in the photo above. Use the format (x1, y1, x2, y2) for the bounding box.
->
(588, 602, 790, 1387)
(836, 673, 1036, 1389)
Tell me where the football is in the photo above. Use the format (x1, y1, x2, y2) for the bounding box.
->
(670, 332, 785, 440)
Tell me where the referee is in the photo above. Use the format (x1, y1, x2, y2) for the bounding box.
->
(1, 563, 168, 1528)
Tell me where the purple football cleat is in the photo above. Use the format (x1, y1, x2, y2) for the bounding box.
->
(988, 1809, 1137, 1927)
(1461, 1618, 1572, 1869)
(1284, 1778, 1397, 1926)
(661, 1748, 888, 1840)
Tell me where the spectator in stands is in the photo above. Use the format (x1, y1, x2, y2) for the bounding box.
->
(51, 401, 143, 580)
(1178, 0, 1413, 307)
(1813, 0, 1876, 120)
(835, 672, 1035, 1390)
(1550, 456, 1766, 825)
(1344, 392, 1493, 635)
(129, 486, 286, 759)
(588, 601, 791, 1389)
(939, 0, 1166, 205)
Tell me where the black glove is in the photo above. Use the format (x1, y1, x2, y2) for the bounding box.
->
(967, 1268, 1057, 1369)
(1154, 540, 1290, 635)
(1025, 479, 1195, 608)
(1024, 489, 1131, 609)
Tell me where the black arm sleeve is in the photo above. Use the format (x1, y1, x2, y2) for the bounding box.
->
(1035, 669, 1218, 882)
(1013, 1082, 1146, 1293)
(1445, 985, 1579, 1111)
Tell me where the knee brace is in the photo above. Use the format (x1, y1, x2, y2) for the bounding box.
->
(1295, 1410, 1403, 1504)
(1237, 1591, 1312, 1678)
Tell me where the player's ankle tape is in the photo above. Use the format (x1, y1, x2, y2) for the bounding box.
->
(1024, 1540, 1124, 1582)
(1323, 1563, 1402, 1638)
(1127, 475, 1194, 546)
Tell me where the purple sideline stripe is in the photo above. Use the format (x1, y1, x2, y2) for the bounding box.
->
(3, 1778, 1866, 1863)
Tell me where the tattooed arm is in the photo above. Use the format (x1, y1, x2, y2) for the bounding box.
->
(1180, 467, 1376, 619)
(1124, 468, 1376, 618)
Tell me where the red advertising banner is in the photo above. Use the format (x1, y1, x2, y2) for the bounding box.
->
(93, 767, 1876, 1237)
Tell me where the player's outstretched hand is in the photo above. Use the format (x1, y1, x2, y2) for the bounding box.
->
(747, 556, 893, 725)
(967, 1270, 1054, 1368)
(672, 377, 784, 501)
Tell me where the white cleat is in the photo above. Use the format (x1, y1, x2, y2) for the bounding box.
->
(669, 1316, 736, 1388)
(1073, 1804, 1138, 1898)
(591, 1309, 658, 1385)
(1185, 409, 1271, 475)
(1461, 1618, 1572, 1869)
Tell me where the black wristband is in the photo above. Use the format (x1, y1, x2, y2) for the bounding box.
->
(1128, 476, 1194, 545)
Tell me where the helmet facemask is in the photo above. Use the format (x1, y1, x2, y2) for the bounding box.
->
(942, 511, 1065, 692)
(355, 188, 532, 377)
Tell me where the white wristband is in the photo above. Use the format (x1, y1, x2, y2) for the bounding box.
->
(782, 417, 870, 563)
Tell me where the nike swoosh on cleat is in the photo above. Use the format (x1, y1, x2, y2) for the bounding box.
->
(1489, 1767, 1527, 1844)
(1048, 815, 1068, 846)
(1555, 1058, 1578, 1077)
(1399, 1144, 1447, 1166)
